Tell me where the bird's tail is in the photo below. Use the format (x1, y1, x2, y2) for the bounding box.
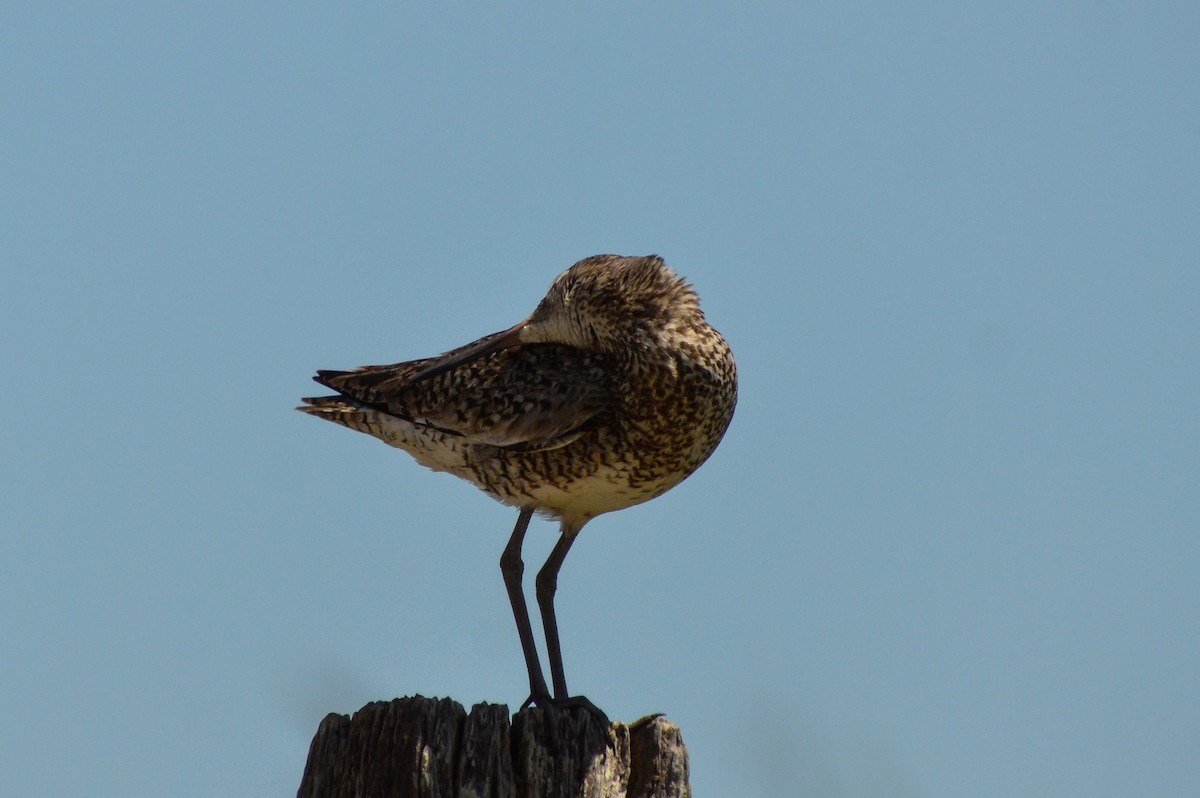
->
(296, 396, 379, 436)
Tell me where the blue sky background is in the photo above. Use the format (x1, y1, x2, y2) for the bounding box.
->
(3, 3, 1197, 796)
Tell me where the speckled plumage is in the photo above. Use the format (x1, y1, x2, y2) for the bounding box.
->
(299, 254, 736, 711)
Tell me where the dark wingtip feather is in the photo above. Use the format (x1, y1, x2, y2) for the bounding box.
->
(313, 369, 351, 390)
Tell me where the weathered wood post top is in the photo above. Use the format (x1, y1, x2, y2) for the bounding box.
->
(297, 695, 691, 798)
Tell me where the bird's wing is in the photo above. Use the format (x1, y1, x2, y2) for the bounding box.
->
(307, 341, 613, 451)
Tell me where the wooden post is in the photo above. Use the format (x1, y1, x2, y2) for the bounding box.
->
(297, 695, 691, 798)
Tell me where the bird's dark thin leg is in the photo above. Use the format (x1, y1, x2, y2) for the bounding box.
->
(535, 524, 580, 701)
(500, 507, 550, 707)
(534, 525, 608, 724)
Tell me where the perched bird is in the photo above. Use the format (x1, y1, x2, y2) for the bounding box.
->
(299, 254, 737, 714)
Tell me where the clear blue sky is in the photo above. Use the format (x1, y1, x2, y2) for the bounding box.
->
(3, 4, 1197, 796)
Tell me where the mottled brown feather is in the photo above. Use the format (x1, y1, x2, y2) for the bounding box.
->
(309, 342, 613, 450)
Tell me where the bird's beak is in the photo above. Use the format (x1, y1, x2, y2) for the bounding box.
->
(411, 320, 529, 383)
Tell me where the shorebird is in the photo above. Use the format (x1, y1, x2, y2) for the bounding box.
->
(299, 254, 737, 713)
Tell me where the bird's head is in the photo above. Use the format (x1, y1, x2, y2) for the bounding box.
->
(411, 255, 702, 382)
(522, 254, 702, 353)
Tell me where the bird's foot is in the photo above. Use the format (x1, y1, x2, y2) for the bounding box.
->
(518, 687, 551, 713)
(558, 694, 610, 726)
(519, 693, 610, 727)
(629, 712, 666, 730)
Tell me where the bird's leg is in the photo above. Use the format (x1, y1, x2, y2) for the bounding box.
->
(535, 524, 580, 702)
(533, 525, 608, 724)
(500, 507, 551, 707)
